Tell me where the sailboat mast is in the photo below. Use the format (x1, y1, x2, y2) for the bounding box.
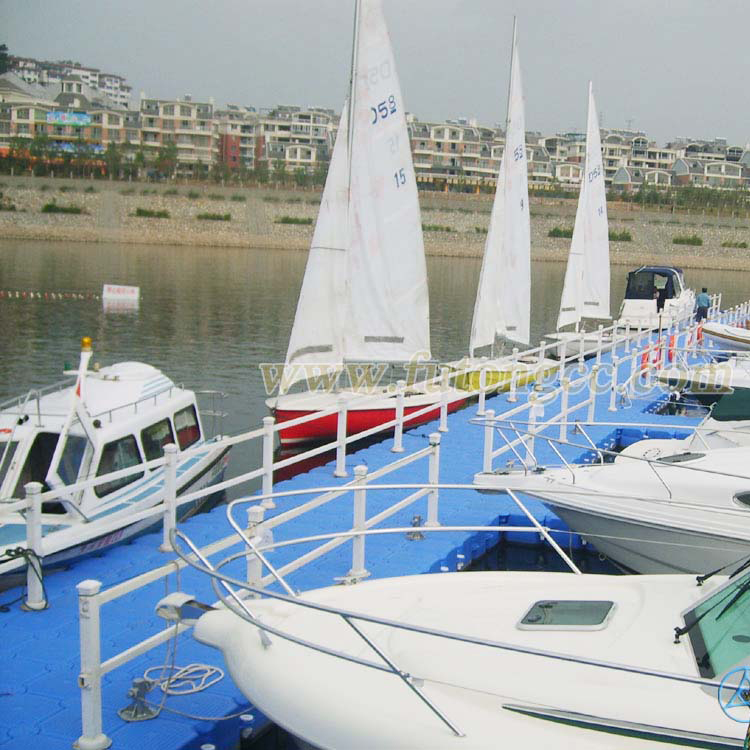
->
(346, 0, 361, 194)
(505, 17, 517, 139)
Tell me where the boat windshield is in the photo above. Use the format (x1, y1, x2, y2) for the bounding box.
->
(685, 570, 750, 678)
(0, 440, 18, 491)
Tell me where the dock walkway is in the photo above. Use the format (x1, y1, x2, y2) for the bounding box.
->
(0, 333, 711, 749)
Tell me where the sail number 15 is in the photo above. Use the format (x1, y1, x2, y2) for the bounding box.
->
(394, 168, 406, 188)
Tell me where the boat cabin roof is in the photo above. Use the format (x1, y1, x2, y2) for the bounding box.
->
(632, 265, 685, 279)
(0, 362, 188, 436)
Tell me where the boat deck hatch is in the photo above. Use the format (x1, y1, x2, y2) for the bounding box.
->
(517, 600, 615, 631)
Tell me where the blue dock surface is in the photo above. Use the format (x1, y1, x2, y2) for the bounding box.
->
(0, 339, 710, 749)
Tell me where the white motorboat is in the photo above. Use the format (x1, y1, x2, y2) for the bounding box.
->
(0, 338, 229, 573)
(268, 0, 466, 445)
(618, 266, 695, 331)
(193, 566, 749, 748)
(474, 444, 750, 573)
(546, 83, 612, 361)
(701, 322, 750, 353)
(618, 387, 750, 462)
(657, 356, 750, 402)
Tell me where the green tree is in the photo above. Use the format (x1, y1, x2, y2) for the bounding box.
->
(73, 136, 94, 176)
(293, 167, 309, 188)
(254, 159, 269, 185)
(28, 133, 52, 175)
(312, 160, 328, 186)
(0, 45, 9, 75)
(104, 142, 122, 178)
(272, 158, 287, 185)
(8, 136, 29, 173)
(155, 140, 177, 177)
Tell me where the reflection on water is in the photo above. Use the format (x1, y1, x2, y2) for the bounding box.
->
(1, 239, 749, 488)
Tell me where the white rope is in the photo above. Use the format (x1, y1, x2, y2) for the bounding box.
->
(144, 663, 224, 696)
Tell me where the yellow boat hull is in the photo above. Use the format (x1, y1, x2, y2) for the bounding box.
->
(453, 361, 558, 392)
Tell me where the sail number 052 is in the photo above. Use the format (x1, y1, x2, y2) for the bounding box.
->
(371, 95, 397, 124)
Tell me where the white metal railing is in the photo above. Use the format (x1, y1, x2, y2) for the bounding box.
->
(0, 313, 701, 600)
(477, 317, 718, 476)
(73, 437, 478, 749)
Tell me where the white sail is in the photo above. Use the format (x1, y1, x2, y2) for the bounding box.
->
(557, 82, 610, 330)
(344, 0, 431, 363)
(470, 25, 530, 353)
(281, 105, 350, 393)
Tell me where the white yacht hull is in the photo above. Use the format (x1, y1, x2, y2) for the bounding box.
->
(194, 571, 745, 749)
(543, 501, 749, 574)
(702, 322, 750, 352)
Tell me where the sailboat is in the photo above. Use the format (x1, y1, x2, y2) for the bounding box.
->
(546, 82, 611, 360)
(268, 0, 466, 445)
(454, 22, 556, 392)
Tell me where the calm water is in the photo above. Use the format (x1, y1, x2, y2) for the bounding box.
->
(1, 239, 749, 480)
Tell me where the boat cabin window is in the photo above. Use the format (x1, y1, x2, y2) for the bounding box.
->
(141, 419, 176, 462)
(12, 432, 59, 496)
(174, 405, 200, 450)
(657, 452, 705, 464)
(684, 570, 750, 678)
(95, 435, 144, 497)
(0, 440, 18, 490)
(517, 600, 615, 630)
(624, 270, 677, 311)
(734, 492, 750, 508)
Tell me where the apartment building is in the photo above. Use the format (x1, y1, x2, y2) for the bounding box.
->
(139, 95, 218, 176)
(9, 56, 132, 109)
(255, 106, 334, 171)
(215, 105, 258, 171)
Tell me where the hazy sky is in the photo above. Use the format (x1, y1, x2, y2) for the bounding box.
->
(3, 0, 749, 146)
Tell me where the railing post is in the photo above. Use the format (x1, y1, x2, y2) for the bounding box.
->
(595, 325, 604, 367)
(75, 579, 111, 750)
(334, 394, 348, 478)
(587, 365, 599, 422)
(439, 367, 449, 432)
(245, 505, 266, 592)
(160, 444, 178, 552)
(23, 481, 46, 611)
(392, 379, 406, 453)
(508, 348, 519, 403)
(426, 433, 441, 527)
(577, 330, 586, 372)
(347, 465, 369, 581)
(483, 409, 495, 473)
(636, 324, 643, 348)
(609, 356, 619, 412)
(261, 416, 276, 507)
(624, 322, 631, 353)
(538, 339, 547, 365)
(557, 336, 567, 384)
(527, 394, 539, 468)
(610, 324, 619, 358)
(629, 347, 639, 397)
(559, 377, 570, 441)
(477, 366, 487, 417)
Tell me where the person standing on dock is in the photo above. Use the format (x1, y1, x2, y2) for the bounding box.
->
(695, 287, 710, 321)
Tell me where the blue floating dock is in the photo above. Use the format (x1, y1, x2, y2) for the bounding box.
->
(0, 336, 712, 749)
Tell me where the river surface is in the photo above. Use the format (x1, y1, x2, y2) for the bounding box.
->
(1, 240, 749, 481)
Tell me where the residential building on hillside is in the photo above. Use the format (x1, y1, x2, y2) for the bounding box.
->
(139, 94, 218, 176)
(9, 56, 132, 108)
(2, 67, 750, 190)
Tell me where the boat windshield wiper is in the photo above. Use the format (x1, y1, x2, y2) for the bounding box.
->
(716, 579, 750, 622)
(696, 553, 750, 587)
